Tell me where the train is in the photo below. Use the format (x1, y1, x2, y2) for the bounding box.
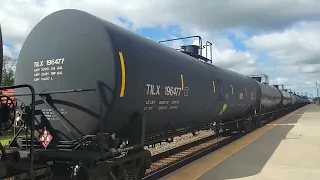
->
(0, 9, 310, 180)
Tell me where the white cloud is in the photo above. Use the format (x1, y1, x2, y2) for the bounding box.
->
(3, 45, 12, 57)
(245, 21, 320, 65)
(116, 0, 320, 32)
(2, 0, 320, 46)
(269, 77, 289, 85)
(245, 21, 320, 96)
(0, 0, 130, 46)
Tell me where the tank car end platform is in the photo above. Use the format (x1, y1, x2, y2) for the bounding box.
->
(163, 104, 320, 180)
(0, 148, 52, 180)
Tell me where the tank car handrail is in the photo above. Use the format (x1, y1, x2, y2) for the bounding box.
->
(39, 88, 96, 95)
(204, 41, 213, 62)
(13, 88, 96, 97)
(158, 36, 203, 56)
(15, 88, 102, 153)
(278, 84, 285, 90)
(248, 74, 269, 84)
(0, 84, 36, 178)
(37, 88, 104, 153)
(284, 88, 292, 93)
(10, 88, 102, 154)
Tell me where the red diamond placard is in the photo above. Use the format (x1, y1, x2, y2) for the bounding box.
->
(39, 129, 53, 149)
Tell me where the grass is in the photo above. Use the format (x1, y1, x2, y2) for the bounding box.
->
(0, 136, 14, 146)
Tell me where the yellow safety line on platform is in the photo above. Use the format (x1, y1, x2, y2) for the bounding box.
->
(165, 108, 303, 180)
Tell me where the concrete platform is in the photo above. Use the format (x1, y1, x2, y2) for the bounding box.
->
(163, 104, 320, 180)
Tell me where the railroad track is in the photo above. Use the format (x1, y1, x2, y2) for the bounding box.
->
(143, 131, 245, 180)
(142, 117, 277, 180)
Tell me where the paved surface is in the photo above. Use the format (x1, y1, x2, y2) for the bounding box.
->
(163, 104, 320, 180)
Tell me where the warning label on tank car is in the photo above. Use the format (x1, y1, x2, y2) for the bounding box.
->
(33, 58, 65, 82)
(143, 83, 189, 111)
(143, 100, 180, 111)
(41, 108, 68, 121)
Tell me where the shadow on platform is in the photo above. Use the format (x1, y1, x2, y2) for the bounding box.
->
(199, 104, 319, 180)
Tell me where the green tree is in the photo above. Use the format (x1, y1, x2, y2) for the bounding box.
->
(1, 54, 16, 86)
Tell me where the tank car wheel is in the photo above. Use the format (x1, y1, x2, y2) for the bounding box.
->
(69, 164, 90, 180)
(215, 125, 226, 136)
(135, 161, 147, 180)
(240, 118, 254, 133)
(69, 164, 116, 180)
(254, 115, 262, 128)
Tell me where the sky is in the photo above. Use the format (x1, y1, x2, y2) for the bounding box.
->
(1, 0, 320, 98)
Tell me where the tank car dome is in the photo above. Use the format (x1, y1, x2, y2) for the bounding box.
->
(15, 9, 117, 139)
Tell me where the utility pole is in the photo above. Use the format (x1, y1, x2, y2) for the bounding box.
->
(317, 81, 319, 99)
(317, 81, 319, 104)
